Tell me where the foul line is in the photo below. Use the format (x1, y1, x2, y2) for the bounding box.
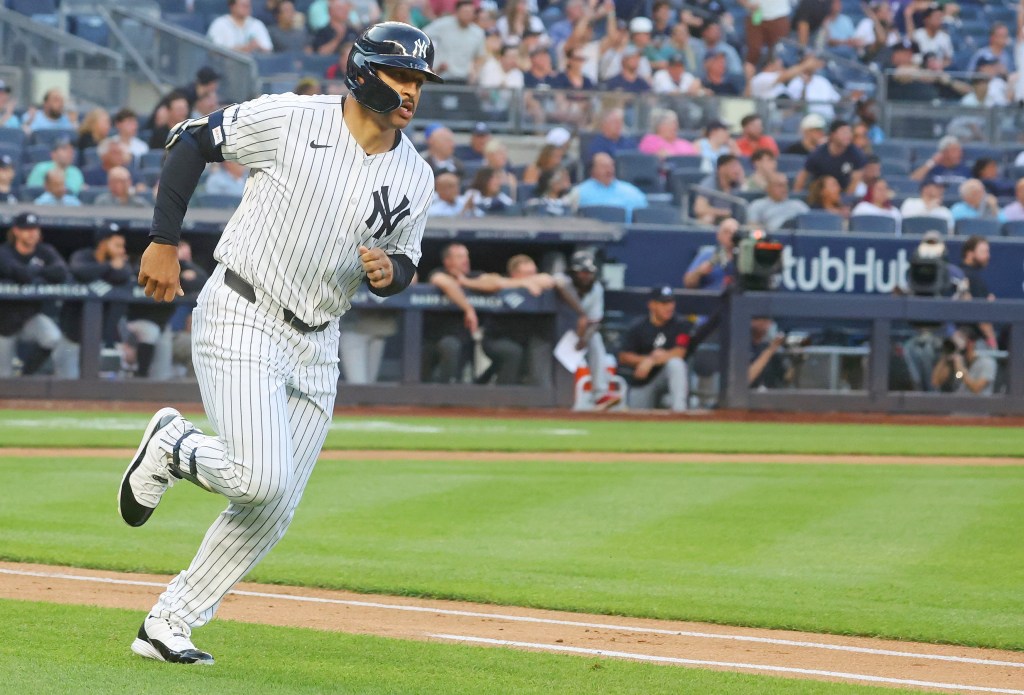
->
(430, 635, 1024, 694)
(2, 567, 1022, 671)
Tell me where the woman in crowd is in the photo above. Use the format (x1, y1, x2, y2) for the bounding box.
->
(77, 108, 112, 157)
(496, 0, 547, 46)
(527, 165, 573, 216)
(638, 110, 698, 160)
(852, 178, 902, 226)
(466, 166, 516, 215)
(807, 175, 850, 219)
(521, 144, 565, 186)
(483, 139, 519, 200)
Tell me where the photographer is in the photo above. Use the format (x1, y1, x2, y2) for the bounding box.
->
(931, 326, 996, 395)
(748, 317, 795, 389)
(683, 218, 738, 291)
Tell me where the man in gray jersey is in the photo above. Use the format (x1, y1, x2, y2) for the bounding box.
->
(118, 22, 442, 665)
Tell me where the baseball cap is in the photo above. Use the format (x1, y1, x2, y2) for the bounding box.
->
(649, 285, 676, 302)
(94, 221, 123, 244)
(472, 122, 490, 136)
(196, 66, 221, 85)
(545, 126, 572, 147)
(423, 122, 443, 140)
(800, 113, 827, 131)
(921, 175, 945, 189)
(668, 52, 686, 65)
(0, 154, 13, 168)
(703, 49, 725, 61)
(569, 250, 598, 273)
(629, 16, 653, 33)
(12, 211, 40, 228)
(0, 79, 10, 93)
(975, 55, 1000, 68)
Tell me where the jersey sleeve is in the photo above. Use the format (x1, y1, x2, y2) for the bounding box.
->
(219, 94, 292, 170)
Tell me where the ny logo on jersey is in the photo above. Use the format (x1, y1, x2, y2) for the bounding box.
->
(365, 186, 411, 240)
(412, 39, 429, 59)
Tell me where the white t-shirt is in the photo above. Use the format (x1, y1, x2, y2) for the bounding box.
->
(1016, 38, 1024, 103)
(423, 16, 487, 81)
(786, 74, 840, 119)
(477, 60, 525, 89)
(900, 198, 954, 230)
(651, 69, 698, 94)
(912, 29, 953, 63)
(750, 71, 787, 99)
(758, 0, 792, 22)
(206, 15, 272, 52)
(852, 201, 902, 226)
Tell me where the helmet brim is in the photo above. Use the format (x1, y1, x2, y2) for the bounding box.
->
(366, 55, 445, 83)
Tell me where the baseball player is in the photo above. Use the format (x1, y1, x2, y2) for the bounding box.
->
(118, 22, 442, 664)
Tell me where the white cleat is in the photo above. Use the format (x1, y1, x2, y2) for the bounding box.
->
(118, 407, 197, 527)
(131, 614, 214, 665)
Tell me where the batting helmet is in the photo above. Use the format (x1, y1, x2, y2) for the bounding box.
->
(346, 22, 444, 114)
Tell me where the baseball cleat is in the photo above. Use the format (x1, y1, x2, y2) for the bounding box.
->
(132, 614, 214, 665)
(118, 407, 194, 527)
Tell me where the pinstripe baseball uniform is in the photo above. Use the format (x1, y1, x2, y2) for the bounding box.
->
(148, 93, 432, 628)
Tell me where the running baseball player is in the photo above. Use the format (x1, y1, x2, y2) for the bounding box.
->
(118, 22, 442, 664)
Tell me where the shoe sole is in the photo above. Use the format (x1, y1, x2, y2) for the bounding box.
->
(131, 637, 215, 665)
(118, 407, 180, 528)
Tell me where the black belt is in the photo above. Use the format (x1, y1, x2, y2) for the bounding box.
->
(223, 268, 329, 334)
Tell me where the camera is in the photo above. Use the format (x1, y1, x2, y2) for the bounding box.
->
(733, 228, 784, 291)
(941, 337, 959, 356)
(907, 233, 950, 297)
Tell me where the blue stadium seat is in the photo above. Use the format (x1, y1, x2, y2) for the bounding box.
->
(70, 15, 110, 47)
(299, 54, 338, 76)
(0, 127, 25, 148)
(0, 142, 20, 163)
(82, 166, 109, 187)
(887, 177, 920, 197)
(849, 214, 897, 234)
(796, 212, 844, 232)
(663, 154, 703, 172)
(872, 142, 910, 163)
(77, 188, 103, 205)
(614, 150, 662, 193)
(194, 192, 242, 209)
(1001, 221, 1024, 237)
(578, 205, 628, 223)
(515, 183, 535, 204)
(902, 216, 949, 236)
(668, 169, 706, 206)
(776, 154, 805, 175)
(954, 217, 1001, 237)
(255, 53, 300, 75)
(22, 144, 51, 164)
(31, 129, 78, 148)
(632, 205, 680, 225)
(165, 13, 206, 34)
(80, 147, 100, 169)
(140, 151, 164, 170)
(19, 186, 44, 203)
(10, 0, 56, 14)
(880, 160, 910, 176)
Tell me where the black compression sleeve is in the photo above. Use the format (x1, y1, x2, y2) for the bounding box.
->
(368, 254, 416, 297)
(149, 133, 208, 246)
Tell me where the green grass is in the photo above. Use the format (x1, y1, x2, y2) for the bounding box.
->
(2, 454, 1022, 650)
(0, 600, 912, 694)
(1, 409, 1023, 456)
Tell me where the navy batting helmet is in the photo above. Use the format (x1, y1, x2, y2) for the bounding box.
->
(346, 22, 444, 114)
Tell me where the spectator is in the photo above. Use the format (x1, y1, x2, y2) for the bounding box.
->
(312, 0, 359, 55)
(482, 139, 518, 199)
(563, 249, 619, 409)
(910, 136, 971, 185)
(784, 113, 827, 156)
(745, 148, 778, 192)
(683, 217, 739, 290)
(23, 88, 76, 132)
(853, 0, 898, 59)
(649, 23, 699, 74)
(749, 52, 822, 100)
(86, 140, 133, 188)
(694, 119, 739, 173)
(496, 0, 547, 46)
(428, 171, 474, 217)
(852, 122, 873, 155)
(856, 154, 882, 197)
(551, 46, 596, 91)
(0, 79, 19, 128)
(855, 98, 885, 145)
(900, 179, 954, 231)
(852, 178, 902, 226)
(101, 109, 149, 159)
(749, 317, 793, 389)
(35, 168, 81, 206)
(785, 61, 842, 120)
(806, 174, 849, 218)
(972, 158, 1015, 198)
(347, 0, 381, 26)
(638, 110, 698, 159)
(94, 167, 149, 207)
(523, 45, 557, 88)
(147, 91, 190, 150)
(465, 166, 515, 215)
(204, 160, 248, 197)
(694, 22, 743, 76)
(931, 325, 996, 394)
(569, 152, 648, 220)
(701, 51, 741, 95)
(694, 153, 746, 225)
(794, 119, 866, 194)
(680, 0, 731, 39)
(0, 154, 18, 203)
(747, 172, 809, 231)
(527, 165, 573, 216)
(0, 212, 69, 377)
(822, 0, 861, 56)
(651, 52, 705, 95)
(735, 114, 779, 158)
(971, 59, 1010, 106)
(589, 18, 630, 84)
(912, 5, 952, 68)
(584, 108, 638, 167)
(793, 0, 832, 47)
(454, 122, 492, 164)
(424, 0, 487, 83)
(176, 67, 222, 114)
(338, 307, 399, 384)
(959, 235, 997, 347)
(950, 178, 1006, 223)
(207, 0, 272, 53)
(548, 0, 586, 57)
(479, 43, 526, 89)
(602, 45, 651, 93)
(1001, 179, 1024, 221)
(423, 242, 481, 383)
(886, 39, 943, 102)
(27, 138, 84, 194)
(422, 125, 465, 180)
(521, 143, 565, 186)
(269, 0, 310, 53)
(967, 22, 1013, 75)
(294, 76, 322, 95)
(617, 285, 690, 412)
(76, 108, 111, 156)
(739, 0, 792, 67)
(324, 40, 356, 80)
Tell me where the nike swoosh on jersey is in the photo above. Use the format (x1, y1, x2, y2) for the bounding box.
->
(309, 141, 332, 149)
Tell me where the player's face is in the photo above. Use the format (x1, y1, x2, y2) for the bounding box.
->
(377, 67, 426, 127)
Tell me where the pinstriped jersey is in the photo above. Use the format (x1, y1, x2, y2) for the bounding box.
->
(213, 93, 433, 326)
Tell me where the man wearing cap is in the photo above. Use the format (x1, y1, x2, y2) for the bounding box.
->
(523, 45, 558, 88)
(569, 152, 648, 220)
(784, 113, 827, 156)
(95, 167, 150, 208)
(176, 67, 222, 114)
(602, 45, 651, 92)
(617, 286, 690, 412)
(931, 325, 996, 395)
(625, 16, 656, 80)
(563, 250, 619, 409)
(24, 88, 76, 132)
(454, 123, 492, 163)
(0, 212, 70, 377)
(794, 119, 867, 195)
(900, 178, 954, 232)
(424, 0, 487, 83)
(207, 0, 272, 53)
(0, 155, 18, 204)
(0, 80, 19, 128)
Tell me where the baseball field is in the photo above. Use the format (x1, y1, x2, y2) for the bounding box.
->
(1, 406, 1022, 694)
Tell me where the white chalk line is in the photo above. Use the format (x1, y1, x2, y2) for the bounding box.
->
(2, 567, 1022, 671)
(429, 634, 1024, 694)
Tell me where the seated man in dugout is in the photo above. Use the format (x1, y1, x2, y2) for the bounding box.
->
(617, 285, 690, 412)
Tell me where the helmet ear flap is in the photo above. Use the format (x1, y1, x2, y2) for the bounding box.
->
(346, 49, 403, 114)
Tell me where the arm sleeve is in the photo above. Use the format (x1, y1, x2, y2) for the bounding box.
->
(69, 250, 107, 282)
(39, 245, 70, 283)
(0, 247, 32, 283)
(367, 254, 416, 297)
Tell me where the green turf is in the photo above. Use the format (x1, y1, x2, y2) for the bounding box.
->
(0, 600, 913, 694)
(0, 409, 1022, 456)
(3, 455, 1022, 650)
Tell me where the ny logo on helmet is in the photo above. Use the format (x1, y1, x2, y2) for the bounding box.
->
(412, 39, 429, 59)
(365, 186, 411, 240)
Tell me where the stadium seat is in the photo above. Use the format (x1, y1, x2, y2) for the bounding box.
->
(663, 154, 703, 172)
(0, 142, 20, 164)
(164, 12, 206, 34)
(963, 145, 1004, 164)
(880, 160, 910, 177)
(19, 186, 44, 203)
(902, 216, 949, 236)
(849, 214, 897, 234)
(578, 205, 628, 223)
(82, 166, 109, 187)
(0, 127, 25, 148)
(887, 177, 920, 197)
(515, 183, 536, 204)
(10, 0, 56, 14)
(299, 54, 338, 76)
(775, 154, 805, 175)
(668, 169, 705, 205)
(80, 147, 100, 169)
(70, 15, 110, 47)
(77, 188, 103, 205)
(954, 217, 1001, 237)
(1001, 221, 1024, 237)
(140, 151, 164, 170)
(796, 212, 844, 232)
(22, 144, 51, 164)
(632, 205, 680, 225)
(256, 53, 300, 75)
(872, 142, 910, 163)
(31, 129, 78, 148)
(194, 193, 242, 209)
(614, 151, 662, 193)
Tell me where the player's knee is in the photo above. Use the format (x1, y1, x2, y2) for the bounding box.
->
(666, 357, 686, 375)
(234, 469, 292, 506)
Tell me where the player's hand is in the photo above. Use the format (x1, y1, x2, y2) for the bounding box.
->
(359, 245, 393, 289)
(138, 242, 183, 303)
(634, 357, 654, 381)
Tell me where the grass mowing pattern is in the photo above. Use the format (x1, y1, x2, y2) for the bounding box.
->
(0, 600, 912, 694)
(2, 455, 1022, 650)
(1, 410, 1023, 456)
